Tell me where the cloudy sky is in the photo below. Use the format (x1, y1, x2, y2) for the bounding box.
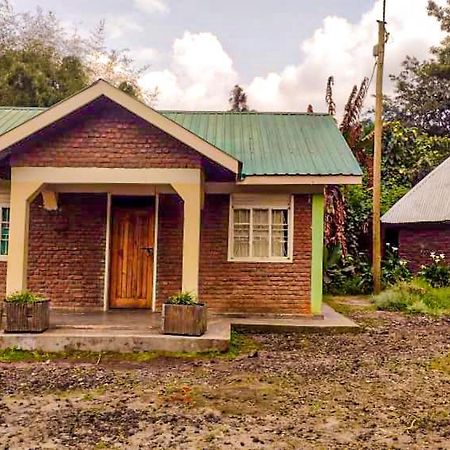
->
(11, 0, 446, 113)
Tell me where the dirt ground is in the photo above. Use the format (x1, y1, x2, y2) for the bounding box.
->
(1, 298, 450, 450)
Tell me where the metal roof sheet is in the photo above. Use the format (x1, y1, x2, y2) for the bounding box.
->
(382, 156, 450, 224)
(0, 107, 362, 177)
(0, 107, 46, 135)
(162, 111, 362, 177)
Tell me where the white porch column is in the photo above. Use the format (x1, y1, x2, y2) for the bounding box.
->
(6, 180, 43, 294)
(172, 182, 202, 295)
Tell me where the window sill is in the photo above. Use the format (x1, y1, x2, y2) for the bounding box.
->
(227, 257, 293, 264)
(0, 255, 7, 262)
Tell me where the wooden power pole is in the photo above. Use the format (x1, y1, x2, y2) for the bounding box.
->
(373, 15, 387, 295)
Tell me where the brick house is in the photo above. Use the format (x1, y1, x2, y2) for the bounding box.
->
(382, 156, 450, 272)
(0, 80, 361, 316)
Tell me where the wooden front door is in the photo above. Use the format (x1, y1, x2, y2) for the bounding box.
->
(109, 204, 155, 309)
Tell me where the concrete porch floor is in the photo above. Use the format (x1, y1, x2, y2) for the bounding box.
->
(0, 304, 358, 353)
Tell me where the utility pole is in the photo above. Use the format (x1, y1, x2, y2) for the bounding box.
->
(372, 4, 387, 295)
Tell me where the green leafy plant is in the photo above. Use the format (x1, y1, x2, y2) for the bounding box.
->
(382, 243, 412, 286)
(5, 291, 47, 304)
(324, 250, 373, 296)
(418, 252, 450, 288)
(166, 292, 199, 306)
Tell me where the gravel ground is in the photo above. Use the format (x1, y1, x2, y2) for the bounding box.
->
(1, 299, 450, 449)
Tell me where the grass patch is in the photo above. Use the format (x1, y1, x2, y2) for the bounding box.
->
(430, 354, 450, 375)
(325, 295, 375, 315)
(0, 331, 259, 363)
(374, 279, 450, 316)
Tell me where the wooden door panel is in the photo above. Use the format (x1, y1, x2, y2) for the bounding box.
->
(110, 206, 154, 309)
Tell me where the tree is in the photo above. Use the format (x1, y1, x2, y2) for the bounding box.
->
(0, 47, 89, 107)
(385, 1, 450, 135)
(0, 1, 157, 106)
(229, 85, 250, 112)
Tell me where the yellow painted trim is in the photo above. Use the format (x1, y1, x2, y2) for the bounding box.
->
(0, 80, 240, 174)
(12, 167, 202, 185)
(238, 175, 362, 185)
(103, 193, 112, 311)
(172, 182, 202, 295)
(6, 181, 43, 294)
(152, 193, 159, 311)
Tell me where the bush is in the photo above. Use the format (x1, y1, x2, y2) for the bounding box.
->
(324, 251, 373, 296)
(382, 244, 412, 287)
(418, 252, 450, 288)
(374, 279, 450, 316)
(166, 292, 199, 306)
(5, 291, 46, 304)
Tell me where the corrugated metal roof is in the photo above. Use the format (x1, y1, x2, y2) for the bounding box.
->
(382, 156, 450, 224)
(0, 107, 362, 177)
(0, 107, 46, 135)
(162, 111, 362, 177)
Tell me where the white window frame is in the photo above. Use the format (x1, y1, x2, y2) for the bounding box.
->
(0, 203, 10, 261)
(228, 195, 294, 263)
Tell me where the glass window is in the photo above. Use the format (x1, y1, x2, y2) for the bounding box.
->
(0, 207, 10, 256)
(231, 206, 291, 261)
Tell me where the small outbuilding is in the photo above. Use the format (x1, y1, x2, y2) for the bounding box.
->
(382, 156, 450, 271)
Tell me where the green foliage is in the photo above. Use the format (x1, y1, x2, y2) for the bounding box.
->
(385, 2, 450, 135)
(324, 243, 412, 296)
(374, 279, 450, 316)
(5, 290, 46, 304)
(382, 244, 412, 287)
(228, 85, 250, 112)
(0, 47, 89, 107)
(418, 253, 450, 288)
(324, 251, 373, 296)
(166, 292, 199, 306)
(0, 0, 156, 107)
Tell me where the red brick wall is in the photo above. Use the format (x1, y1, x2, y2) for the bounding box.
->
(0, 262, 6, 300)
(155, 194, 183, 309)
(27, 193, 107, 309)
(399, 224, 450, 272)
(199, 194, 312, 315)
(10, 98, 203, 169)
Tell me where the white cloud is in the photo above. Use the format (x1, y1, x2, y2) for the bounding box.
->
(139, 0, 444, 112)
(140, 31, 238, 109)
(128, 47, 160, 66)
(134, 0, 169, 14)
(246, 0, 445, 115)
(105, 16, 144, 40)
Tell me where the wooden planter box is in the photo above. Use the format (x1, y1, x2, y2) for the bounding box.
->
(4, 301, 50, 333)
(162, 303, 207, 336)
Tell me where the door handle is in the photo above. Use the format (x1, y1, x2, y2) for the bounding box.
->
(141, 247, 154, 256)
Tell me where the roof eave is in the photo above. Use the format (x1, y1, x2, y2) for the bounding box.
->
(237, 174, 362, 186)
(0, 79, 241, 174)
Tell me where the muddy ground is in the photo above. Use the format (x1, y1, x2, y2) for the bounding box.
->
(1, 298, 449, 449)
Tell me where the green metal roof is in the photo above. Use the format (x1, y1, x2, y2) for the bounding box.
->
(0, 107, 46, 135)
(0, 106, 361, 177)
(162, 111, 362, 177)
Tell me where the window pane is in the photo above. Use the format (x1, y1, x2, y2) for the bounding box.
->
(272, 210, 289, 257)
(233, 209, 250, 257)
(2, 207, 9, 222)
(0, 207, 10, 256)
(252, 209, 270, 257)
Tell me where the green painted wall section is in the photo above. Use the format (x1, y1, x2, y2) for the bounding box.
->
(311, 193, 325, 315)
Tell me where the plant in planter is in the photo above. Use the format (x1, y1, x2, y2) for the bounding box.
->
(4, 291, 50, 333)
(162, 292, 207, 336)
